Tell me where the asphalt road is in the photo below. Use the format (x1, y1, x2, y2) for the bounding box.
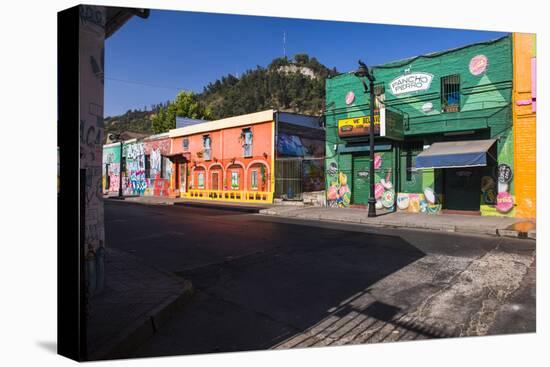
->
(104, 200, 536, 358)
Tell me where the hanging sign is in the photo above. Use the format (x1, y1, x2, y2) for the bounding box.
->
(390, 72, 434, 95)
(338, 115, 380, 137)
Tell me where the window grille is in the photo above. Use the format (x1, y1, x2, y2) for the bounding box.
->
(441, 74, 460, 113)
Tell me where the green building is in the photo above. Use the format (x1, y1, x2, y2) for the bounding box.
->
(325, 35, 514, 216)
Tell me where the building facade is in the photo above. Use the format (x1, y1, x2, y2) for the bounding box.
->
(512, 33, 536, 219)
(325, 35, 517, 216)
(142, 133, 174, 197)
(168, 109, 324, 203)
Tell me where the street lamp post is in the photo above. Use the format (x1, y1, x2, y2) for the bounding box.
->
(118, 139, 124, 198)
(355, 60, 377, 217)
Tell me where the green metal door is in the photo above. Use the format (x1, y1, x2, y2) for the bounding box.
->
(352, 156, 371, 205)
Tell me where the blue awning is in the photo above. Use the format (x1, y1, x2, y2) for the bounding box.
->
(415, 139, 496, 169)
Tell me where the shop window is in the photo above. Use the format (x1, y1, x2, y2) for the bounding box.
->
(231, 171, 239, 190)
(203, 135, 211, 160)
(197, 172, 205, 189)
(242, 128, 253, 157)
(182, 138, 189, 151)
(251, 170, 258, 190)
(441, 74, 460, 113)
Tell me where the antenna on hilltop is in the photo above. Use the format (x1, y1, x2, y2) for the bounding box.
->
(283, 31, 286, 58)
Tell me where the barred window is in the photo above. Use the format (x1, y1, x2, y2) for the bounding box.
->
(441, 74, 460, 113)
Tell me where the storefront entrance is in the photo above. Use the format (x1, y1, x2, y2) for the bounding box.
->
(352, 156, 370, 205)
(443, 167, 481, 211)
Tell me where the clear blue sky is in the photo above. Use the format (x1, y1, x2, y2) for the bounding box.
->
(105, 9, 508, 117)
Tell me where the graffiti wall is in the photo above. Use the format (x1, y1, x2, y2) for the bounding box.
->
(79, 5, 106, 252)
(102, 144, 120, 193)
(123, 141, 147, 196)
(143, 136, 173, 197)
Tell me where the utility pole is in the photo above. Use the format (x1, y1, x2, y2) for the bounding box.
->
(283, 31, 286, 58)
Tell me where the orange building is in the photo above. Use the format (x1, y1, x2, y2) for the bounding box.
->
(168, 109, 324, 203)
(512, 33, 536, 218)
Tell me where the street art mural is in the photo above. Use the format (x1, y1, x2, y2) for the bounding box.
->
(102, 146, 120, 193)
(327, 172, 351, 207)
(302, 159, 324, 192)
(395, 191, 442, 214)
(373, 153, 396, 212)
(495, 163, 514, 213)
(480, 130, 516, 217)
(143, 136, 173, 197)
(123, 142, 147, 196)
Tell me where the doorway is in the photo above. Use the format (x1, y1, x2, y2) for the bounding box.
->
(352, 156, 370, 205)
(211, 171, 219, 190)
(443, 167, 481, 212)
(179, 163, 186, 193)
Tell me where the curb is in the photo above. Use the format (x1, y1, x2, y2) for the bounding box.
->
(174, 200, 267, 213)
(497, 228, 536, 240)
(89, 279, 194, 361)
(260, 210, 534, 239)
(105, 197, 176, 206)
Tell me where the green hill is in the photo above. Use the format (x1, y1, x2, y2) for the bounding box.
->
(104, 53, 338, 139)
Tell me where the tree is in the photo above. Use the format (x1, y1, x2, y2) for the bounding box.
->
(151, 91, 213, 134)
(293, 53, 309, 65)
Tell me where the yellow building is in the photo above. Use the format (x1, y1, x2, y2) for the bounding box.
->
(512, 33, 536, 219)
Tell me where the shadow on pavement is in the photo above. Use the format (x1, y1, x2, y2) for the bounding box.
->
(127, 221, 429, 358)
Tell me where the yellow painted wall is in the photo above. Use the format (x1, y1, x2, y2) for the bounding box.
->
(512, 33, 536, 218)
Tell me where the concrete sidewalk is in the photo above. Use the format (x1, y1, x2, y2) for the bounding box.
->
(260, 206, 536, 239)
(105, 195, 273, 213)
(87, 248, 193, 360)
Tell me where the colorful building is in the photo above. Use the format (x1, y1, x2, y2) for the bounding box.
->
(142, 133, 174, 197)
(168, 109, 324, 203)
(102, 142, 121, 194)
(512, 33, 536, 219)
(325, 35, 518, 216)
